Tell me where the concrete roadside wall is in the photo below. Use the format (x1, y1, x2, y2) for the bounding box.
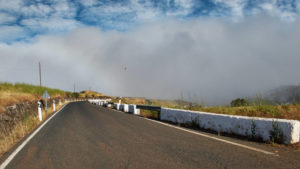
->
(113, 103, 120, 110)
(128, 105, 140, 115)
(161, 108, 300, 144)
(124, 104, 129, 112)
(88, 99, 111, 104)
(0, 98, 66, 137)
(119, 104, 124, 111)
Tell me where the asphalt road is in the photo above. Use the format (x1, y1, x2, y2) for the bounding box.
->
(1, 102, 300, 169)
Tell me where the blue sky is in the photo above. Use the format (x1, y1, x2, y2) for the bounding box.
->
(0, 0, 299, 43)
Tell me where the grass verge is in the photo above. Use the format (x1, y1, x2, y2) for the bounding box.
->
(0, 82, 68, 113)
(0, 102, 67, 157)
(140, 109, 159, 120)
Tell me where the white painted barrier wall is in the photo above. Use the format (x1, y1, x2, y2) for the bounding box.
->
(119, 104, 124, 111)
(88, 99, 111, 104)
(114, 103, 120, 110)
(129, 105, 140, 115)
(124, 104, 129, 112)
(161, 108, 300, 144)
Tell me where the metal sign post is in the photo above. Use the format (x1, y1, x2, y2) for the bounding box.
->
(42, 90, 50, 111)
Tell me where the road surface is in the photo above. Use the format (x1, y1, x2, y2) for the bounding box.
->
(1, 102, 300, 169)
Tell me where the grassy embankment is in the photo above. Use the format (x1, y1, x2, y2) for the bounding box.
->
(113, 97, 300, 121)
(0, 82, 68, 113)
(0, 82, 68, 157)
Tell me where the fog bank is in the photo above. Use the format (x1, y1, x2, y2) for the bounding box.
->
(1, 14, 300, 105)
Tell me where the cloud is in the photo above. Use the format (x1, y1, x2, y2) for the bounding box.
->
(1, 14, 300, 105)
(0, 0, 22, 11)
(20, 17, 83, 34)
(0, 13, 16, 24)
(0, 26, 27, 42)
(1, 0, 299, 43)
(212, 0, 246, 19)
(20, 3, 53, 18)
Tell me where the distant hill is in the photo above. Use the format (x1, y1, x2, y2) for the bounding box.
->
(265, 85, 300, 104)
(112, 97, 196, 109)
(79, 90, 111, 98)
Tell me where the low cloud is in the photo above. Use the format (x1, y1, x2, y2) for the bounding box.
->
(1, 14, 300, 105)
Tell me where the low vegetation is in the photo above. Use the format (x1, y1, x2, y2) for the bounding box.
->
(78, 90, 110, 98)
(192, 103, 300, 121)
(0, 82, 68, 113)
(230, 98, 248, 107)
(140, 110, 159, 119)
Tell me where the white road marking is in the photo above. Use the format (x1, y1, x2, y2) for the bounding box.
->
(0, 103, 69, 169)
(143, 118, 277, 156)
(108, 107, 277, 156)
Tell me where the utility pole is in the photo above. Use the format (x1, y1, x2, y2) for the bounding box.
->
(39, 62, 42, 87)
(73, 83, 75, 93)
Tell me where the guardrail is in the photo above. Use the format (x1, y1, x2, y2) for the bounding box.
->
(136, 105, 161, 111)
(136, 105, 161, 120)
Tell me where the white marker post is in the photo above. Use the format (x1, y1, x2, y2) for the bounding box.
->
(53, 100, 56, 111)
(59, 99, 62, 105)
(38, 101, 42, 121)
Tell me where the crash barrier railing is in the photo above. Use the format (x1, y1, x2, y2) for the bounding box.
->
(136, 105, 161, 120)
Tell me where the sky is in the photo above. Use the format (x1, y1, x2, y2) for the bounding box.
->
(1, 0, 300, 105)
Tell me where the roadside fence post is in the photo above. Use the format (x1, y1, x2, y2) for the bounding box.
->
(38, 101, 42, 121)
(53, 100, 56, 111)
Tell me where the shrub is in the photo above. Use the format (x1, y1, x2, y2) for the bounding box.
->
(251, 119, 256, 138)
(231, 98, 248, 107)
(71, 92, 79, 98)
(269, 120, 284, 144)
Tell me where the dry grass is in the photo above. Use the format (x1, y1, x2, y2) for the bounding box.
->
(140, 110, 159, 119)
(0, 102, 66, 157)
(0, 82, 66, 114)
(192, 104, 300, 121)
(113, 97, 183, 107)
(79, 90, 109, 98)
(0, 91, 63, 114)
(0, 91, 37, 113)
(117, 97, 148, 105)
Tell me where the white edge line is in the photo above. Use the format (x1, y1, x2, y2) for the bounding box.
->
(108, 107, 277, 156)
(0, 103, 69, 169)
(143, 118, 277, 156)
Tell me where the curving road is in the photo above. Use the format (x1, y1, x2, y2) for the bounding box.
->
(1, 102, 300, 169)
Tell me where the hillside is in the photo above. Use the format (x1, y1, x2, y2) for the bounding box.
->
(79, 90, 111, 98)
(265, 85, 300, 104)
(0, 82, 69, 113)
(112, 97, 196, 109)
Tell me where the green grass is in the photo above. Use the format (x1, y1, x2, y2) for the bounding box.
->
(140, 109, 159, 119)
(0, 82, 66, 96)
